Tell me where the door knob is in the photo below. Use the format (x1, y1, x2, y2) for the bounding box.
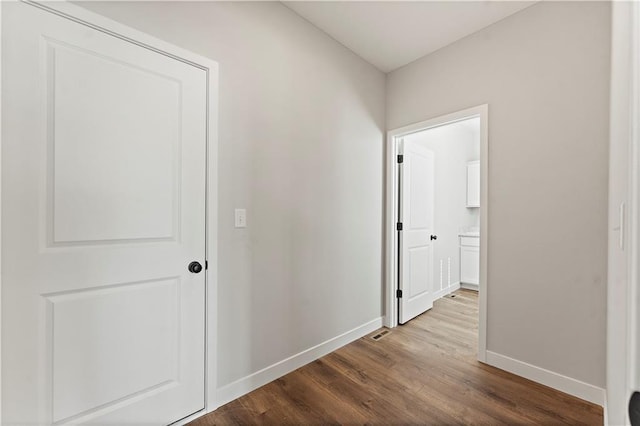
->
(431, 235, 437, 240)
(188, 261, 203, 274)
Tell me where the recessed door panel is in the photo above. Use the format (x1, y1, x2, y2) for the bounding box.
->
(409, 154, 432, 230)
(48, 41, 181, 245)
(48, 278, 180, 423)
(408, 246, 430, 297)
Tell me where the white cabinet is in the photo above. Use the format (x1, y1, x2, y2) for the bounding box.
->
(466, 161, 480, 207)
(460, 235, 479, 289)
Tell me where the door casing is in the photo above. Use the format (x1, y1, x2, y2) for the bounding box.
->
(608, 1, 640, 423)
(385, 104, 489, 362)
(0, 1, 220, 423)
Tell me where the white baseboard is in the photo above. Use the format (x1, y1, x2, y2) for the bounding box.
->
(485, 350, 605, 406)
(433, 282, 461, 300)
(214, 317, 384, 409)
(460, 282, 478, 291)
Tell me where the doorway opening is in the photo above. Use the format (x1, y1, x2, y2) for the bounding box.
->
(385, 105, 488, 362)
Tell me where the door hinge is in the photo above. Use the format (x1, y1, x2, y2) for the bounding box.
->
(397, 154, 404, 164)
(396, 289, 403, 298)
(397, 222, 403, 231)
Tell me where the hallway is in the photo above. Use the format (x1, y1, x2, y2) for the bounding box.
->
(193, 290, 602, 425)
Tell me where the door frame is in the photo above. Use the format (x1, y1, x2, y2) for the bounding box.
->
(0, 1, 220, 422)
(385, 104, 489, 362)
(607, 1, 640, 423)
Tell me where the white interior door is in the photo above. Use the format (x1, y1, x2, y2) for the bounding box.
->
(3, 3, 207, 424)
(399, 140, 435, 324)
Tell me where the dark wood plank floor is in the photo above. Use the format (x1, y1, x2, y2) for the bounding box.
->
(191, 289, 603, 425)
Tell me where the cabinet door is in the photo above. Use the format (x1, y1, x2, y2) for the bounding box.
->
(460, 246, 480, 285)
(467, 161, 480, 207)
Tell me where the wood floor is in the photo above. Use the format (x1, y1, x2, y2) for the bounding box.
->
(191, 289, 603, 425)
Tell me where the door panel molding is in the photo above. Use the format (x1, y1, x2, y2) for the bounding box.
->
(44, 37, 183, 247)
(46, 277, 181, 423)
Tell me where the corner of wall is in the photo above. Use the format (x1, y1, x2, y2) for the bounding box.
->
(485, 351, 606, 407)
(214, 317, 383, 408)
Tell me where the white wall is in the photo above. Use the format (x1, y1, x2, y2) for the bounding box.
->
(73, 1, 386, 390)
(405, 118, 480, 293)
(388, 1, 610, 389)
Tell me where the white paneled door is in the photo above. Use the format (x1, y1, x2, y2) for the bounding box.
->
(3, 2, 207, 424)
(399, 141, 435, 324)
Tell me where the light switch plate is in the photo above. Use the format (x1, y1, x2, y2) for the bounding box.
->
(235, 208, 247, 228)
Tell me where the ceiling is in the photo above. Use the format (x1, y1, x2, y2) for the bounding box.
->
(282, 1, 536, 73)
